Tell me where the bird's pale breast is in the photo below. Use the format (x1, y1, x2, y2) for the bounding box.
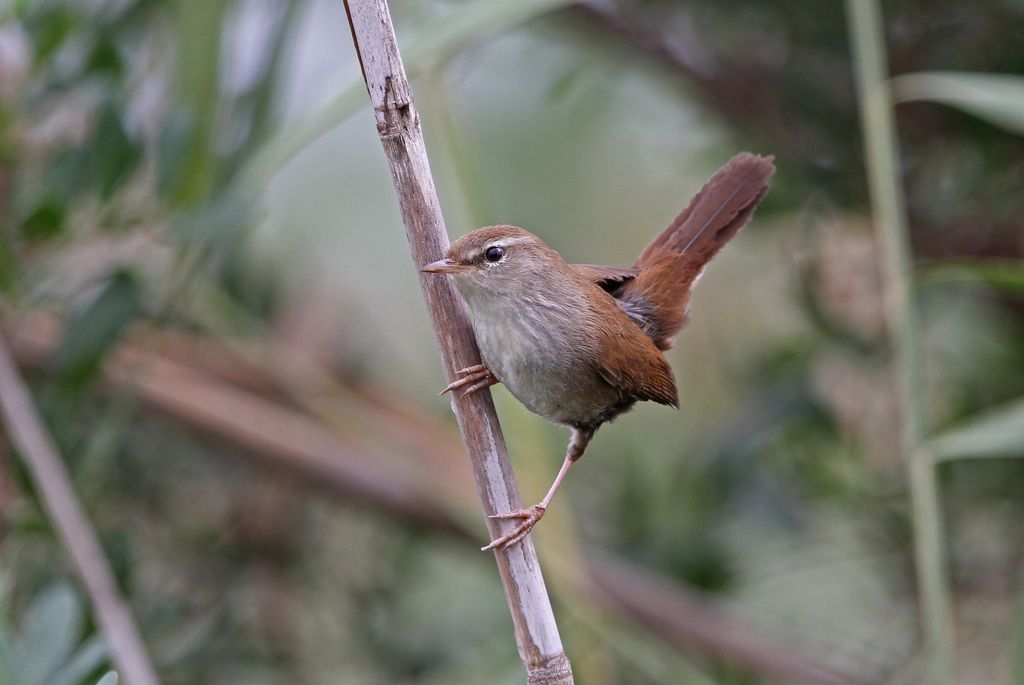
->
(462, 287, 620, 427)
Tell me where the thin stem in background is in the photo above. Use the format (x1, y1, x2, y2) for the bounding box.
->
(844, 1, 955, 683)
(340, 1, 574, 682)
(0, 332, 160, 685)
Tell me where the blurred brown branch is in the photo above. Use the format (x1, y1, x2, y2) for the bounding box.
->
(3, 310, 867, 685)
(4, 313, 470, 538)
(0, 329, 159, 685)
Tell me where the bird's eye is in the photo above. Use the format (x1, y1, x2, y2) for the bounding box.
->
(484, 246, 504, 263)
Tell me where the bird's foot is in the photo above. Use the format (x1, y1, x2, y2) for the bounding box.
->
(481, 504, 546, 551)
(440, 364, 499, 397)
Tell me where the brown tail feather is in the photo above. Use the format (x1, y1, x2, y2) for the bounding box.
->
(620, 153, 775, 350)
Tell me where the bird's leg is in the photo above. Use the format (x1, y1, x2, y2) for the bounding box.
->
(439, 364, 500, 397)
(482, 427, 593, 552)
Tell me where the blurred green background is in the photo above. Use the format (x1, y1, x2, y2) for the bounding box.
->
(1, 0, 1023, 683)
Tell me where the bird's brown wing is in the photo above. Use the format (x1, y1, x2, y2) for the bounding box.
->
(570, 264, 640, 294)
(592, 320, 678, 408)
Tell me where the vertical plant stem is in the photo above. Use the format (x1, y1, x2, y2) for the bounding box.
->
(173, 0, 228, 205)
(0, 333, 159, 685)
(340, 2, 574, 682)
(844, 2, 954, 683)
(1012, 572, 1024, 682)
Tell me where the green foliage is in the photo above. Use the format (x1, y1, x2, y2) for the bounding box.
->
(156, 109, 196, 200)
(0, 583, 108, 685)
(894, 72, 1024, 136)
(0, 232, 14, 293)
(17, 197, 65, 242)
(89, 104, 140, 201)
(54, 271, 142, 384)
(918, 260, 1024, 296)
(23, 6, 76, 62)
(931, 396, 1024, 461)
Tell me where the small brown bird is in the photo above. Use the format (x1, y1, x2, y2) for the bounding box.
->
(422, 153, 775, 551)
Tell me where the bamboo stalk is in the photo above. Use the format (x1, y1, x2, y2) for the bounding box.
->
(339, 1, 573, 682)
(0, 332, 159, 685)
(844, 2, 955, 683)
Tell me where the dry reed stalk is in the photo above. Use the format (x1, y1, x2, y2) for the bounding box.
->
(340, 1, 573, 682)
(0, 331, 159, 685)
(845, 3, 954, 683)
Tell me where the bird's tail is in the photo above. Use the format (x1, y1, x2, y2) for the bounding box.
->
(621, 152, 775, 350)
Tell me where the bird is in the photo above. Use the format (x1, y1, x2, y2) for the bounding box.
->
(421, 152, 775, 551)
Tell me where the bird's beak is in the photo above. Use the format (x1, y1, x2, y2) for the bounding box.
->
(420, 258, 466, 274)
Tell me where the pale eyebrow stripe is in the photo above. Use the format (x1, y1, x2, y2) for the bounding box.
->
(468, 235, 534, 260)
(489, 236, 534, 248)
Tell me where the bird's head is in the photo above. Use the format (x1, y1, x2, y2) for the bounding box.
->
(421, 225, 561, 297)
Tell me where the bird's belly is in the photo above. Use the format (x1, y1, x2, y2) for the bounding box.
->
(474, 315, 617, 426)
(498, 360, 611, 425)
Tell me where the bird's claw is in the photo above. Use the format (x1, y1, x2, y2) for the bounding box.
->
(440, 364, 498, 397)
(481, 504, 546, 551)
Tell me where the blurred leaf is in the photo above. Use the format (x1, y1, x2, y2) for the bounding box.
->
(0, 241, 13, 293)
(0, 235, 14, 295)
(54, 271, 142, 384)
(0, 108, 13, 158)
(157, 108, 196, 198)
(94, 673, 117, 685)
(33, 104, 140, 205)
(26, 6, 76, 62)
(12, 583, 81, 685)
(892, 71, 1024, 136)
(917, 260, 1024, 296)
(90, 103, 140, 199)
(18, 195, 65, 241)
(247, 0, 580, 184)
(930, 396, 1024, 462)
(170, 0, 228, 205)
(86, 37, 123, 77)
(171, 193, 253, 247)
(45, 148, 91, 201)
(237, 0, 301, 156)
(400, 0, 582, 72)
(49, 636, 107, 685)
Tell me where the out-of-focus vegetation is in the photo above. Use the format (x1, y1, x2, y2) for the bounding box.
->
(1, 0, 1023, 683)
(0, 580, 114, 685)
